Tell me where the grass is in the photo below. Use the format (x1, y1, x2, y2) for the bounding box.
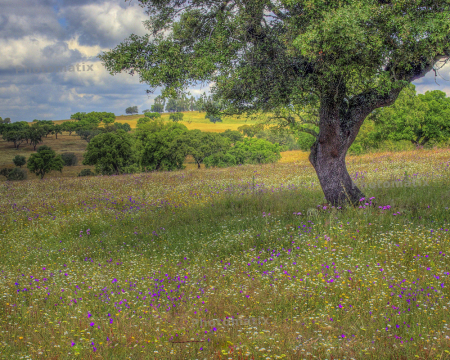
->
(0, 147, 450, 359)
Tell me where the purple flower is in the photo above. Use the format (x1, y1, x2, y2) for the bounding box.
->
(90, 322, 94, 327)
(71, 341, 75, 347)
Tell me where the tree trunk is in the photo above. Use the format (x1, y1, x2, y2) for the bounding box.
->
(308, 81, 403, 207)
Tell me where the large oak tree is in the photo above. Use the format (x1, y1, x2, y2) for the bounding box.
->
(98, 0, 450, 205)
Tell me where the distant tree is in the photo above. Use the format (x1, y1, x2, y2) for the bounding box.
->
(180, 130, 230, 169)
(76, 128, 102, 143)
(13, 155, 26, 167)
(206, 113, 222, 124)
(135, 119, 189, 171)
(3, 118, 11, 124)
(53, 124, 63, 139)
(142, 109, 151, 114)
(82, 130, 135, 175)
(151, 104, 164, 113)
(165, 98, 178, 113)
(125, 106, 139, 115)
(27, 145, 64, 179)
(169, 112, 183, 122)
(60, 121, 78, 136)
(32, 120, 55, 138)
(28, 127, 46, 151)
(220, 129, 244, 144)
(5, 131, 26, 149)
(144, 112, 162, 119)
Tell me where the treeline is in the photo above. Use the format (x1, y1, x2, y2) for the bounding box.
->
(126, 93, 219, 114)
(0, 112, 131, 151)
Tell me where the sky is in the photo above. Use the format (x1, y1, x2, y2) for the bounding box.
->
(1, 0, 449, 123)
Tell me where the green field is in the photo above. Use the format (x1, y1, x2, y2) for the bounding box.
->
(1, 147, 450, 359)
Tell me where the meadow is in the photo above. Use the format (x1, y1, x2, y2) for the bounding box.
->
(1, 144, 450, 359)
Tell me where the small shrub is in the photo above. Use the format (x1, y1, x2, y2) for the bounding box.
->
(7, 168, 27, 181)
(78, 169, 95, 177)
(0, 168, 13, 178)
(13, 155, 26, 167)
(61, 152, 78, 166)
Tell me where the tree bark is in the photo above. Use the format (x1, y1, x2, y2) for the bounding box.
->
(309, 79, 404, 206)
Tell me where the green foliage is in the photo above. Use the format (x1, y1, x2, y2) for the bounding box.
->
(255, 127, 300, 151)
(179, 130, 230, 168)
(82, 130, 135, 175)
(205, 113, 222, 124)
(27, 145, 65, 179)
(13, 155, 26, 167)
(151, 104, 164, 113)
(204, 138, 281, 168)
(60, 121, 79, 135)
(28, 126, 46, 151)
(0, 168, 12, 178)
(113, 122, 132, 132)
(122, 164, 141, 174)
(144, 112, 162, 119)
(169, 112, 184, 122)
(7, 168, 27, 181)
(70, 112, 116, 125)
(61, 153, 78, 166)
(372, 84, 450, 147)
(135, 119, 189, 171)
(125, 106, 139, 115)
(77, 169, 95, 177)
(76, 129, 102, 143)
(137, 118, 151, 127)
(219, 129, 243, 144)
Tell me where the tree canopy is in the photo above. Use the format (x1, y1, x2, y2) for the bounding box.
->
(98, 0, 450, 205)
(27, 145, 65, 179)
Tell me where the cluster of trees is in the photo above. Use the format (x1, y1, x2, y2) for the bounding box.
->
(0, 117, 11, 124)
(81, 119, 280, 175)
(0, 112, 132, 150)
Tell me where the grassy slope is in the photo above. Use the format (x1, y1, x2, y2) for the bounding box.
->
(0, 148, 449, 359)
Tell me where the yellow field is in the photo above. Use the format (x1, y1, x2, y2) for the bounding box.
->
(54, 111, 264, 132)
